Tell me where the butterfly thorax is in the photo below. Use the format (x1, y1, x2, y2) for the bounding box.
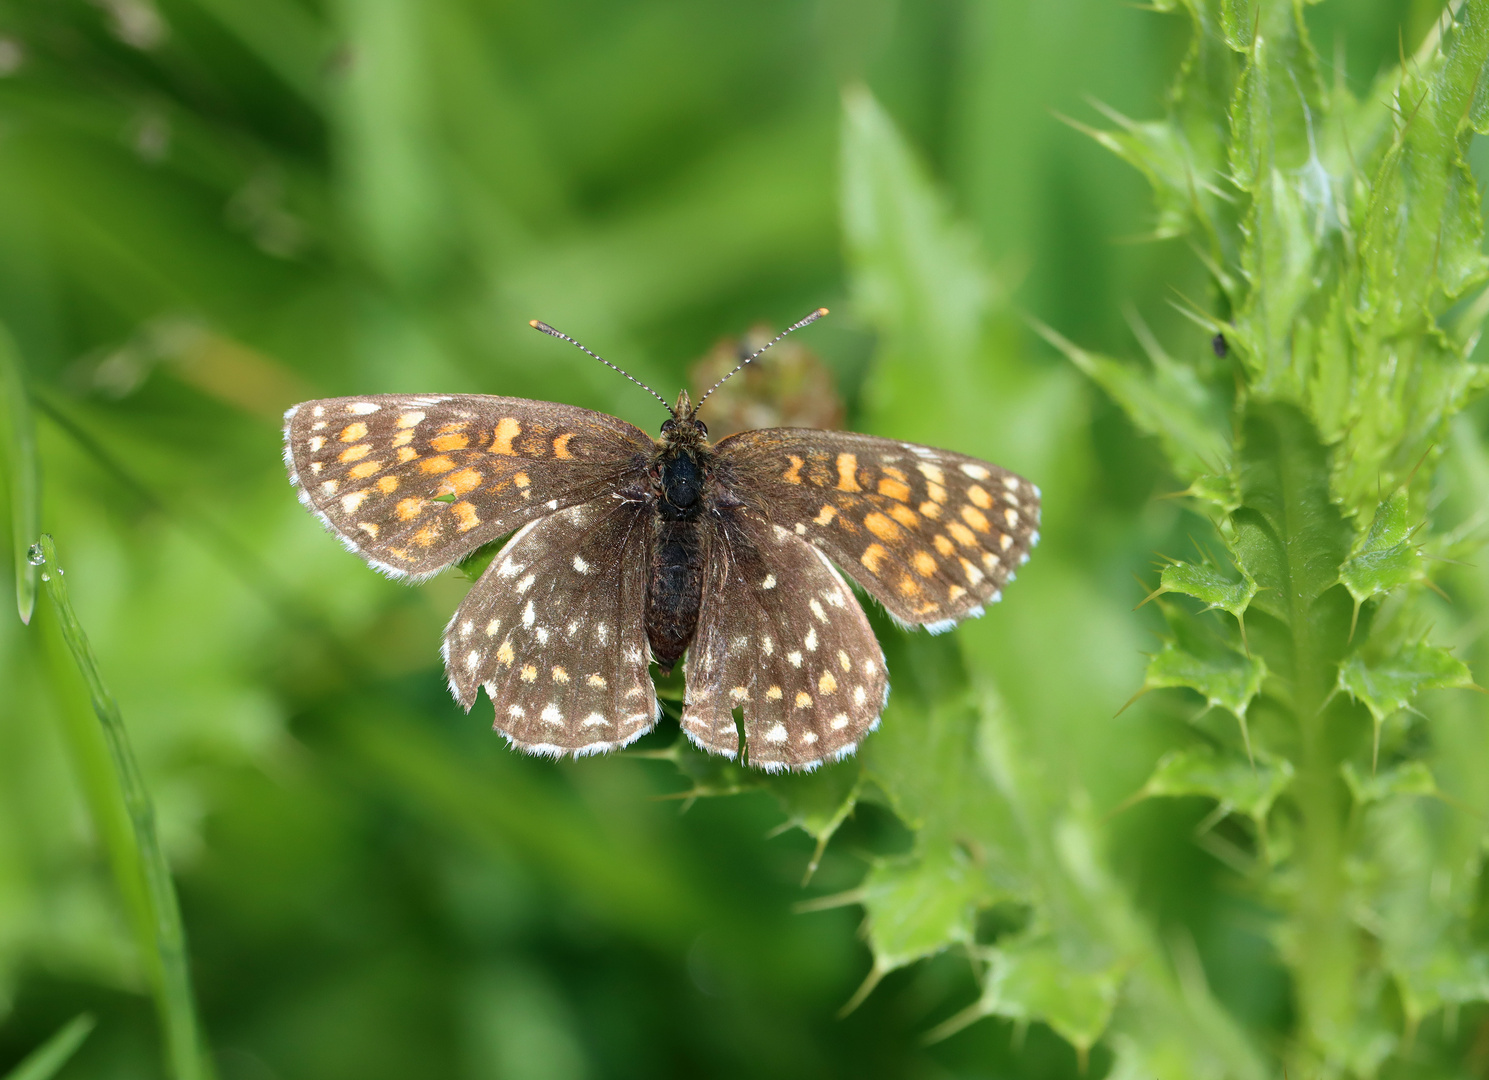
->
(646, 394, 717, 673)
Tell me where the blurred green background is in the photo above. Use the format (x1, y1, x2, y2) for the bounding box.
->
(0, 0, 1471, 1077)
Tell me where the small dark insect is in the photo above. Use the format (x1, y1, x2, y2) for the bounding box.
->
(283, 310, 1040, 771)
(1212, 332, 1228, 358)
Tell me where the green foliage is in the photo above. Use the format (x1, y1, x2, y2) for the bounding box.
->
(33, 537, 210, 1080)
(0, 1015, 93, 1080)
(2, 0, 1487, 1077)
(1069, 0, 1489, 1072)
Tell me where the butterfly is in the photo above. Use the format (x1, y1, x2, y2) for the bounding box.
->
(282, 309, 1040, 771)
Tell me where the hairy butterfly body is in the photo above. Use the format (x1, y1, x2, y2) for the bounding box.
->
(283, 312, 1040, 771)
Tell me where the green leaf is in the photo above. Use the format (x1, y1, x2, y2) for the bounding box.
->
(1034, 319, 1229, 483)
(0, 321, 39, 624)
(1338, 492, 1422, 606)
(1339, 641, 1475, 767)
(34, 536, 213, 1080)
(1158, 559, 1257, 620)
(1145, 603, 1266, 758)
(982, 934, 1124, 1058)
(1338, 641, 1474, 723)
(1, 1014, 95, 1080)
(1142, 746, 1293, 822)
(1340, 760, 1440, 806)
(859, 843, 985, 972)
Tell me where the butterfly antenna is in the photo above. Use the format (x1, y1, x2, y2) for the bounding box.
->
(529, 320, 674, 414)
(693, 307, 829, 411)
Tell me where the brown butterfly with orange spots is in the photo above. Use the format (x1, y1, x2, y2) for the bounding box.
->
(283, 309, 1040, 771)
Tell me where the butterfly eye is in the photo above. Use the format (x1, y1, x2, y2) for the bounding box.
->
(660, 418, 677, 434)
(693, 419, 708, 437)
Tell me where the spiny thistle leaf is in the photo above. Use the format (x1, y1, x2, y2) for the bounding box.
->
(972, 933, 1125, 1059)
(1338, 492, 1424, 606)
(1340, 760, 1440, 806)
(1158, 559, 1257, 619)
(1142, 747, 1293, 822)
(1031, 320, 1228, 483)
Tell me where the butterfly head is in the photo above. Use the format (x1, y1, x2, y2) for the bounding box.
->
(660, 390, 709, 448)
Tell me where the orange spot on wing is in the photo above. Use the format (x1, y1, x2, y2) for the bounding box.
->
(919, 501, 941, 519)
(349, 459, 383, 479)
(377, 475, 399, 494)
(912, 550, 937, 577)
(420, 455, 456, 474)
(933, 534, 956, 557)
(946, 521, 977, 547)
(412, 524, 441, 547)
(452, 501, 480, 531)
(553, 433, 575, 459)
(339, 444, 371, 463)
(783, 455, 805, 485)
(437, 422, 468, 434)
(927, 482, 948, 504)
(340, 422, 369, 442)
(887, 503, 919, 529)
(392, 430, 415, 447)
(877, 477, 912, 502)
(513, 472, 530, 488)
(861, 543, 888, 573)
(397, 498, 424, 521)
(948, 584, 966, 601)
(493, 417, 521, 455)
(864, 512, 900, 542)
(897, 574, 923, 598)
(961, 505, 991, 533)
(882, 466, 908, 482)
(813, 504, 837, 526)
(397, 446, 419, 463)
(430, 433, 469, 452)
(397, 411, 424, 429)
(836, 453, 862, 492)
(967, 484, 993, 509)
(443, 467, 483, 495)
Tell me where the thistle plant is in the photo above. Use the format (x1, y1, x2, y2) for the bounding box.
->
(661, 1, 1489, 1075)
(1050, 0, 1489, 1071)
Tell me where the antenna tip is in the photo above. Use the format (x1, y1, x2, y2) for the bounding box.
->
(528, 319, 540, 328)
(817, 307, 829, 316)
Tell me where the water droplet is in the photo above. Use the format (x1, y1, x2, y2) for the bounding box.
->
(40, 572, 49, 582)
(26, 544, 43, 566)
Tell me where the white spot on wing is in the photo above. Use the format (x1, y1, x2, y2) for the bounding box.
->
(522, 601, 536, 628)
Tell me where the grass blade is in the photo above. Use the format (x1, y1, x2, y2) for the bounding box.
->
(34, 535, 213, 1080)
(2, 1014, 95, 1080)
(0, 322, 39, 624)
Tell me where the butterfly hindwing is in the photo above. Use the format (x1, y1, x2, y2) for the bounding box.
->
(284, 394, 653, 579)
(713, 429, 1040, 628)
(444, 499, 660, 756)
(682, 507, 888, 771)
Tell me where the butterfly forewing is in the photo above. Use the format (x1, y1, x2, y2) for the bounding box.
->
(284, 395, 652, 578)
(682, 508, 888, 771)
(445, 499, 660, 755)
(714, 429, 1040, 628)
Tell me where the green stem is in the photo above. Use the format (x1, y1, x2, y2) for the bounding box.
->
(1242, 405, 1354, 1064)
(35, 535, 214, 1080)
(0, 321, 39, 624)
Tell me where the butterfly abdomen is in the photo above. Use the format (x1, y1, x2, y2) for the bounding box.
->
(646, 448, 712, 673)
